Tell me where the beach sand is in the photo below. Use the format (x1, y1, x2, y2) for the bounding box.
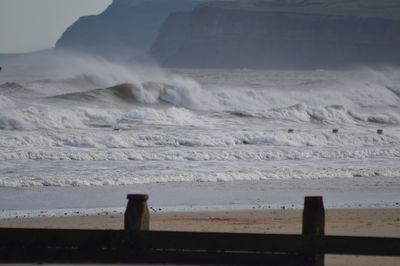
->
(1, 208, 399, 265)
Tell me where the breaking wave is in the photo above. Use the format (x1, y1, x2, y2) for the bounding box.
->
(0, 105, 209, 130)
(45, 73, 400, 112)
(2, 164, 400, 187)
(0, 95, 15, 109)
(261, 104, 400, 125)
(1, 102, 398, 131)
(1, 52, 400, 188)
(1, 80, 399, 131)
(2, 52, 399, 130)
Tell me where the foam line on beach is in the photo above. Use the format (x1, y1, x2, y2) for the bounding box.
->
(1, 200, 399, 220)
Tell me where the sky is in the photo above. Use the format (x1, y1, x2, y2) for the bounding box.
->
(0, 0, 112, 54)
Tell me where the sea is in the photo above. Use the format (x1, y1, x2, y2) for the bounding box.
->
(0, 52, 399, 218)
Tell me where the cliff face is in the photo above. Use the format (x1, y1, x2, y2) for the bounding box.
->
(151, 6, 400, 69)
(56, 0, 201, 60)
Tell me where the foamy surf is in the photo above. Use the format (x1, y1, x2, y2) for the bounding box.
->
(0, 53, 400, 188)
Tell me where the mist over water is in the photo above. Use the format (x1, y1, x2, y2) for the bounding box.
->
(0, 52, 400, 187)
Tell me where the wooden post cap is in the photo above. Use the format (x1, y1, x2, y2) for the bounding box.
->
(127, 194, 149, 201)
(125, 194, 150, 231)
(304, 196, 324, 206)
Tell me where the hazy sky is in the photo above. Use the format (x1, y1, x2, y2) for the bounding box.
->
(0, 0, 112, 53)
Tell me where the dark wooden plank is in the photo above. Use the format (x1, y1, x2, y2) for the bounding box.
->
(324, 235, 400, 256)
(134, 231, 400, 256)
(0, 247, 307, 265)
(1, 228, 400, 256)
(0, 228, 130, 248)
(0, 228, 313, 253)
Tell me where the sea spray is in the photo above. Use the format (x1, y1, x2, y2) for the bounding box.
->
(1, 53, 400, 187)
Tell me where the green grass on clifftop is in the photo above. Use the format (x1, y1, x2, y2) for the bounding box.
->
(203, 0, 400, 20)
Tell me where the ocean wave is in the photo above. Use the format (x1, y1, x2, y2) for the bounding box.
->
(260, 104, 400, 125)
(0, 82, 37, 97)
(48, 83, 166, 104)
(47, 79, 212, 110)
(0, 107, 88, 130)
(0, 146, 399, 162)
(0, 103, 211, 130)
(2, 54, 400, 189)
(32, 78, 400, 127)
(1, 162, 399, 187)
(3, 64, 399, 129)
(0, 95, 16, 109)
(32, 74, 106, 91)
(1, 128, 399, 160)
(0, 82, 24, 91)
(0, 102, 398, 132)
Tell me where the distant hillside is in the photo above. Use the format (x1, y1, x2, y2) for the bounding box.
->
(151, 1, 400, 69)
(56, 0, 202, 60)
(204, 0, 400, 20)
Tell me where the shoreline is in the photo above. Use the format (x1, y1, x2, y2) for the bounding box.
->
(1, 176, 399, 220)
(1, 203, 400, 221)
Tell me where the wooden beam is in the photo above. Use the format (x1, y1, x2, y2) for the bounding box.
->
(0, 247, 305, 265)
(1, 229, 399, 256)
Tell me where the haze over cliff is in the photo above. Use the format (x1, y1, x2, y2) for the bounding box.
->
(56, 0, 400, 69)
(151, 0, 400, 69)
(55, 0, 202, 60)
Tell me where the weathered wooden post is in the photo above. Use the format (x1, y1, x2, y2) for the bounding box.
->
(302, 196, 325, 266)
(124, 194, 150, 231)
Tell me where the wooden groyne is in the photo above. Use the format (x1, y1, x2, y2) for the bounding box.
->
(1, 195, 399, 265)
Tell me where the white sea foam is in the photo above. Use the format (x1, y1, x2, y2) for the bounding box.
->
(0, 95, 15, 109)
(0, 106, 212, 131)
(1, 53, 400, 188)
(0, 127, 399, 166)
(0, 93, 398, 131)
(0, 145, 399, 162)
(1, 159, 399, 187)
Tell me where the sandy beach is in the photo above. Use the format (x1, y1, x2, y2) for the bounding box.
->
(1, 208, 399, 266)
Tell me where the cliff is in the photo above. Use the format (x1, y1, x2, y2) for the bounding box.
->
(56, 0, 202, 60)
(151, 2, 400, 69)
